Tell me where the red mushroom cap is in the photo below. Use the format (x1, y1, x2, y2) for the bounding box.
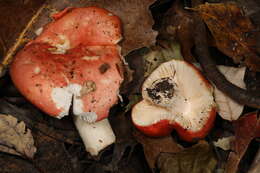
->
(10, 7, 123, 122)
(131, 60, 216, 142)
(34, 7, 122, 49)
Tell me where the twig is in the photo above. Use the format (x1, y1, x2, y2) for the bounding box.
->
(0, 4, 46, 77)
(193, 15, 260, 109)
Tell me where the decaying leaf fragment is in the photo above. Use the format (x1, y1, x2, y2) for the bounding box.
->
(225, 112, 259, 173)
(144, 41, 183, 77)
(0, 0, 45, 77)
(157, 141, 217, 173)
(133, 130, 183, 169)
(214, 66, 246, 121)
(213, 136, 235, 151)
(0, 114, 36, 158)
(196, 3, 260, 71)
(159, 0, 195, 62)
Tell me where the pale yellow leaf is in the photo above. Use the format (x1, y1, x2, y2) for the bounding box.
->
(214, 66, 246, 121)
(213, 136, 235, 151)
(0, 114, 36, 158)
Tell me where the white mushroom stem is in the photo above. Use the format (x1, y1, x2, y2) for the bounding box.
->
(74, 117, 115, 156)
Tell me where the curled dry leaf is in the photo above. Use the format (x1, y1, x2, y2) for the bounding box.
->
(196, 3, 260, 71)
(214, 66, 246, 121)
(157, 141, 217, 173)
(0, 114, 36, 158)
(225, 112, 259, 173)
(133, 130, 183, 169)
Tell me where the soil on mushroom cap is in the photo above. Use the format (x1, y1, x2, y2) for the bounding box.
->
(146, 77, 174, 104)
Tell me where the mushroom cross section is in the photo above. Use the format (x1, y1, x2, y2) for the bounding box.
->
(132, 60, 216, 141)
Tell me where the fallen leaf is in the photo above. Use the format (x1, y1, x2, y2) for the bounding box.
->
(0, 152, 40, 173)
(157, 141, 217, 173)
(0, 0, 45, 77)
(196, 3, 260, 71)
(122, 41, 183, 96)
(244, 70, 260, 97)
(125, 94, 142, 112)
(213, 136, 235, 151)
(0, 0, 44, 59)
(144, 41, 183, 77)
(214, 66, 246, 121)
(225, 112, 259, 173)
(133, 130, 183, 169)
(159, 0, 195, 62)
(120, 48, 148, 96)
(0, 98, 80, 144)
(33, 132, 75, 173)
(0, 114, 36, 158)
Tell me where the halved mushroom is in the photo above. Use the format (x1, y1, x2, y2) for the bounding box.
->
(132, 59, 216, 141)
(10, 7, 123, 156)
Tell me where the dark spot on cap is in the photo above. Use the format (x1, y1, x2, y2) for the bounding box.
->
(99, 63, 110, 74)
(146, 77, 174, 104)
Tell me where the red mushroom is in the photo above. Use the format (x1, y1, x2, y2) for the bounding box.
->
(131, 59, 216, 142)
(10, 7, 123, 155)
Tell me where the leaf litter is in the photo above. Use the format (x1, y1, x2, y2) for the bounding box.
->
(195, 2, 260, 71)
(214, 66, 246, 121)
(0, 114, 36, 158)
(0, 0, 260, 173)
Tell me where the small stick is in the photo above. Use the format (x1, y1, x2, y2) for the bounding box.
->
(194, 16, 260, 109)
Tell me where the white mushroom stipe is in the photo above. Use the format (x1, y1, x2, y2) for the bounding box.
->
(74, 117, 116, 156)
(79, 112, 98, 123)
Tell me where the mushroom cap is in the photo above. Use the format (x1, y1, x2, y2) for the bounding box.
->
(34, 7, 122, 48)
(132, 60, 216, 141)
(10, 7, 123, 122)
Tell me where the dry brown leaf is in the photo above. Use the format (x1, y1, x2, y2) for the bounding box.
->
(225, 112, 259, 173)
(157, 141, 217, 173)
(0, 114, 36, 158)
(160, 0, 195, 62)
(0, 152, 40, 173)
(196, 3, 260, 71)
(33, 132, 75, 173)
(0, 0, 44, 59)
(214, 66, 246, 121)
(0, 0, 45, 77)
(133, 130, 183, 169)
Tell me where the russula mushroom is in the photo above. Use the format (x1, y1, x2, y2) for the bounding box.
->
(10, 7, 123, 155)
(131, 59, 216, 141)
